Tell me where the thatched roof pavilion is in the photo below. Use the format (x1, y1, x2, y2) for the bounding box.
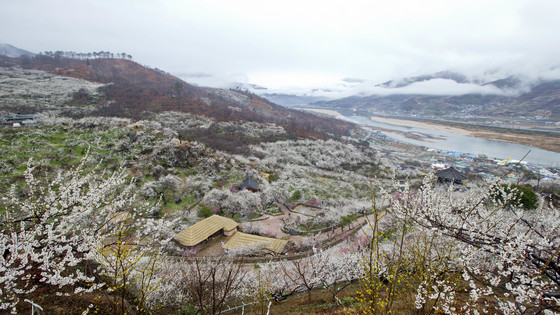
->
(223, 232, 288, 255)
(174, 215, 239, 247)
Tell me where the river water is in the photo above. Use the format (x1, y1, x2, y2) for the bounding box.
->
(341, 115, 560, 166)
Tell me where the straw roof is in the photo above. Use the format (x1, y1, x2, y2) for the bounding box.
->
(223, 232, 288, 254)
(174, 215, 239, 247)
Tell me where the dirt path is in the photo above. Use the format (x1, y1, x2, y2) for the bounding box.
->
(248, 203, 374, 248)
(246, 203, 303, 238)
(194, 204, 377, 258)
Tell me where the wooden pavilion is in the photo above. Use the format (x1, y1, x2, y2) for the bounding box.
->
(435, 166, 468, 184)
(240, 178, 260, 192)
(174, 215, 239, 247)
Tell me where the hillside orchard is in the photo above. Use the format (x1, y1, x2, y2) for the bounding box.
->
(1, 113, 559, 313)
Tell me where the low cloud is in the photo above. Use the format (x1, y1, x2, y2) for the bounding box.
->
(260, 78, 519, 100)
(535, 66, 560, 81)
(371, 79, 513, 96)
(175, 72, 249, 89)
(3, 0, 560, 102)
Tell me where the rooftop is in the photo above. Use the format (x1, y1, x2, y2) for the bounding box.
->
(174, 215, 239, 247)
(223, 232, 288, 254)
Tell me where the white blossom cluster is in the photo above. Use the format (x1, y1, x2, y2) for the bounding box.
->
(0, 154, 183, 312)
(236, 249, 362, 304)
(202, 87, 252, 107)
(154, 111, 214, 131)
(154, 111, 286, 139)
(251, 138, 376, 168)
(235, 139, 381, 219)
(212, 121, 286, 139)
(0, 66, 104, 110)
(140, 174, 182, 199)
(202, 187, 263, 215)
(144, 249, 362, 310)
(0, 157, 130, 311)
(387, 175, 560, 313)
(37, 113, 131, 127)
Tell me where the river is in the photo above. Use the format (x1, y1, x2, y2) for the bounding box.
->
(341, 114, 560, 166)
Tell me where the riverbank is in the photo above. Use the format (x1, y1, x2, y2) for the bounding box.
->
(304, 107, 560, 154)
(470, 129, 560, 153)
(303, 108, 343, 118)
(369, 116, 472, 135)
(369, 116, 560, 153)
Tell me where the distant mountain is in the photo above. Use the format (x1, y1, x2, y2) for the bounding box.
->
(506, 80, 560, 117)
(297, 68, 560, 120)
(241, 68, 560, 119)
(260, 93, 330, 107)
(377, 71, 470, 88)
(255, 71, 533, 107)
(0, 43, 36, 58)
(312, 76, 560, 119)
(482, 75, 527, 90)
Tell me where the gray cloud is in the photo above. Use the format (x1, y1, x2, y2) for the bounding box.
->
(176, 72, 249, 88)
(1, 0, 560, 96)
(267, 78, 517, 99)
(371, 79, 516, 96)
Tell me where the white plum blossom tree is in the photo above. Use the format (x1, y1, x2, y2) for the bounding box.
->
(0, 156, 176, 313)
(359, 174, 560, 314)
(0, 157, 131, 311)
(409, 177, 560, 314)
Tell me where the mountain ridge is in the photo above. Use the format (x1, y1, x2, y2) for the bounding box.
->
(309, 78, 560, 120)
(255, 70, 560, 120)
(377, 71, 471, 88)
(0, 43, 36, 58)
(2, 43, 559, 121)
(0, 50, 359, 151)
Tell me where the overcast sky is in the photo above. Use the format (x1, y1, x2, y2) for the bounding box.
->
(2, 0, 560, 96)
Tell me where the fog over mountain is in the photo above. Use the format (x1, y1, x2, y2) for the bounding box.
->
(3, 40, 558, 117)
(0, 43, 36, 58)
(2, 0, 560, 97)
(251, 66, 560, 103)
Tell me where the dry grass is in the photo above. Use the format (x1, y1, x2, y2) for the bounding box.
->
(372, 115, 560, 153)
(13, 276, 507, 315)
(471, 130, 560, 152)
(228, 284, 361, 315)
(224, 278, 504, 315)
(17, 289, 116, 315)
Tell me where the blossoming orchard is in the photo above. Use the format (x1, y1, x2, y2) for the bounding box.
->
(0, 114, 559, 314)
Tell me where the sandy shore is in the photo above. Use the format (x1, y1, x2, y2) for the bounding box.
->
(369, 116, 473, 136)
(370, 116, 560, 153)
(304, 108, 343, 118)
(304, 111, 559, 152)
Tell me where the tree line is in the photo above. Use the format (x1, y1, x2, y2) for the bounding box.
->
(39, 50, 132, 60)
